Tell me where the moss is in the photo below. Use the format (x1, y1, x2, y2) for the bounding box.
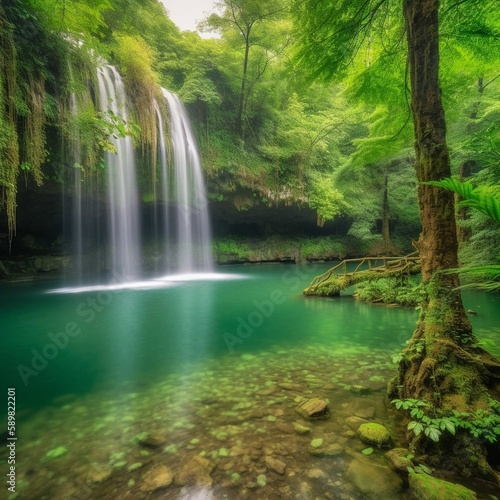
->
(408, 472, 476, 499)
(357, 423, 392, 448)
(43, 446, 68, 460)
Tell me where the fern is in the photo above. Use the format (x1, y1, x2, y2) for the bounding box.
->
(425, 178, 500, 224)
(425, 177, 500, 291)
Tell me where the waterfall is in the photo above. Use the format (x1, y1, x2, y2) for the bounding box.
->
(97, 65, 141, 281)
(67, 65, 212, 284)
(160, 89, 213, 273)
(69, 77, 83, 282)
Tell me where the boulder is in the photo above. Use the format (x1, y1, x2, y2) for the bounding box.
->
(295, 398, 329, 419)
(357, 422, 392, 448)
(346, 458, 403, 499)
(408, 472, 476, 499)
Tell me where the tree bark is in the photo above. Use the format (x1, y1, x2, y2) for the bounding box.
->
(381, 172, 391, 251)
(391, 0, 500, 481)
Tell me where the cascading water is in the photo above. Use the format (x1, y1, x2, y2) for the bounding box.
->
(160, 89, 213, 273)
(68, 73, 83, 281)
(66, 66, 213, 287)
(97, 65, 141, 281)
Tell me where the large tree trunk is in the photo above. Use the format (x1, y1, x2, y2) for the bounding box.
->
(390, 0, 500, 481)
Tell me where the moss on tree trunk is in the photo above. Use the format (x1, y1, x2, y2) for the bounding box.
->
(389, 0, 500, 483)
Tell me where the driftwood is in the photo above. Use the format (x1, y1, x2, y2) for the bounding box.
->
(304, 253, 421, 297)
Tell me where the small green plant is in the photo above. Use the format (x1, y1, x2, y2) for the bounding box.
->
(407, 463, 433, 475)
(354, 276, 426, 306)
(391, 398, 500, 444)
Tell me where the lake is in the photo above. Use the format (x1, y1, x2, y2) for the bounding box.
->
(1, 263, 499, 499)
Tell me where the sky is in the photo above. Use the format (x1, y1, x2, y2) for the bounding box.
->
(159, 0, 218, 34)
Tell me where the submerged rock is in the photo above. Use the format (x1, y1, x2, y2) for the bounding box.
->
(357, 423, 392, 448)
(309, 443, 344, 457)
(85, 464, 112, 484)
(176, 455, 214, 487)
(348, 399, 376, 419)
(347, 458, 403, 498)
(306, 468, 326, 479)
(140, 464, 173, 493)
(264, 456, 287, 475)
(345, 416, 368, 431)
(408, 472, 476, 499)
(138, 432, 166, 448)
(385, 448, 414, 474)
(349, 384, 370, 394)
(295, 398, 329, 419)
(293, 422, 311, 434)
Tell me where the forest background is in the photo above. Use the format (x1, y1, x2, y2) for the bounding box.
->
(0, 0, 499, 268)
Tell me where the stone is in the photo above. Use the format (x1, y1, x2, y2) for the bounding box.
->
(309, 443, 344, 457)
(265, 456, 287, 475)
(140, 465, 174, 493)
(345, 416, 368, 431)
(295, 398, 329, 419)
(138, 432, 166, 448)
(311, 438, 323, 448)
(293, 422, 311, 434)
(350, 385, 370, 394)
(358, 423, 392, 448)
(87, 464, 112, 484)
(385, 448, 414, 474)
(256, 474, 267, 487)
(175, 455, 214, 487)
(275, 421, 295, 434)
(346, 458, 403, 499)
(306, 468, 326, 479)
(409, 472, 476, 499)
(348, 399, 376, 419)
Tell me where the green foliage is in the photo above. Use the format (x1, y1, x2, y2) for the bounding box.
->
(426, 177, 500, 224)
(391, 398, 500, 444)
(212, 235, 347, 264)
(307, 173, 346, 227)
(427, 177, 500, 290)
(354, 276, 426, 307)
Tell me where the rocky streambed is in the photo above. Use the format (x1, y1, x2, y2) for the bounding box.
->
(11, 345, 418, 499)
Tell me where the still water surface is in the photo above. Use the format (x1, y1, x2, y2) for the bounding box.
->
(1, 264, 499, 499)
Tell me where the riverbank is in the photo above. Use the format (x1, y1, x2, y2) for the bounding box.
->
(0, 235, 413, 280)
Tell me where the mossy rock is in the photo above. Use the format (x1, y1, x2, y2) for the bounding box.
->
(409, 472, 476, 499)
(357, 423, 392, 448)
(385, 448, 414, 474)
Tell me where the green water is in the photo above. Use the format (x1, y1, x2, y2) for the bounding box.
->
(1, 263, 499, 499)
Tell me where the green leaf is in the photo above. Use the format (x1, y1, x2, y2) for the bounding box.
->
(417, 464, 432, 475)
(362, 447, 374, 455)
(425, 178, 500, 225)
(408, 421, 424, 436)
(442, 419, 456, 436)
(424, 426, 442, 442)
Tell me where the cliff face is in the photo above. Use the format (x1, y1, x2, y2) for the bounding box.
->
(0, 179, 352, 276)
